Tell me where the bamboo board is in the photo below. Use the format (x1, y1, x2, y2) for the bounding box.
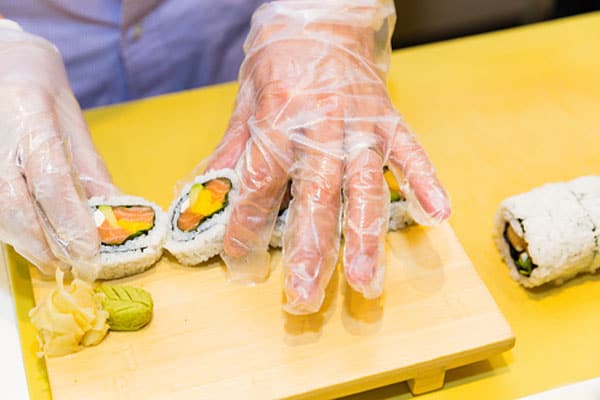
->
(28, 222, 514, 399)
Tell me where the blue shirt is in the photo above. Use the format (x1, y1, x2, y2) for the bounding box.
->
(1, 0, 266, 108)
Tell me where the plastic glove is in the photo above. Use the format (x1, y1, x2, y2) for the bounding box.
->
(206, 0, 451, 314)
(0, 21, 116, 279)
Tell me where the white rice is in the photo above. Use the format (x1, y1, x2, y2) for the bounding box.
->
(88, 195, 167, 280)
(164, 169, 239, 266)
(495, 176, 600, 288)
(269, 209, 288, 248)
(388, 199, 414, 231)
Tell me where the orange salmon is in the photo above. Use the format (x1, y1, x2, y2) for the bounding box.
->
(177, 209, 205, 232)
(204, 178, 231, 203)
(112, 206, 155, 223)
(98, 222, 133, 245)
(98, 206, 155, 245)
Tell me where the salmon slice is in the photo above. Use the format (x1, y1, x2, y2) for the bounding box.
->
(205, 178, 231, 203)
(97, 206, 155, 245)
(112, 206, 154, 223)
(177, 209, 205, 232)
(98, 220, 133, 245)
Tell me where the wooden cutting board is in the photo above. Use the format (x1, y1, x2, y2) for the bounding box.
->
(28, 222, 514, 399)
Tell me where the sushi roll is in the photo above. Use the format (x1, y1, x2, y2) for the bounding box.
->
(269, 208, 288, 249)
(269, 183, 292, 248)
(384, 167, 415, 231)
(269, 168, 414, 248)
(495, 176, 600, 288)
(164, 169, 238, 265)
(89, 195, 167, 280)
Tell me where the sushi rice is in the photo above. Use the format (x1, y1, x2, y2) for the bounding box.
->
(388, 199, 414, 231)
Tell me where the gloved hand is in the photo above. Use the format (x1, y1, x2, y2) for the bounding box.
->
(0, 20, 115, 279)
(206, 0, 451, 314)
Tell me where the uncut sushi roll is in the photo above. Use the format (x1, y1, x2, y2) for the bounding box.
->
(164, 169, 238, 265)
(89, 195, 167, 280)
(495, 176, 600, 288)
(269, 168, 414, 248)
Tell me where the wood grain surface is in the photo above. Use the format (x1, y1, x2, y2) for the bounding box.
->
(29, 223, 514, 399)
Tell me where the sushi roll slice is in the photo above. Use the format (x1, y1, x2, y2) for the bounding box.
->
(89, 195, 167, 280)
(164, 169, 238, 265)
(495, 176, 600, 288)
(269, 183, 292, 248)
(269, 168, 415, 248)
(384, 167, 415, 231)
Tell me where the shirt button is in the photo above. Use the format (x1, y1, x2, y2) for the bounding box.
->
(132, 24, 143, 41)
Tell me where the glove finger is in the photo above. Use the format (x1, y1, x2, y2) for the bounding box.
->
(55, 90, 117, 197)
(342, 147, 387, 299)
(221, 82, 293, 283)
(0, 168, 63, 276)
(19, 92, 100, 263)
(387, 119, 451, 226)
(222, 137, 288, 282)
(282, 111, 344, 315)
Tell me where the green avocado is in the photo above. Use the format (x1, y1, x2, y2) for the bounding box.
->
(516, 252, 534, 277)
(95, 285, 153, 331)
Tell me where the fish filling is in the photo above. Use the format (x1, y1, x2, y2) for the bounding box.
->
(503, 223, 538, 277)
(95, 206, 155, 246)
(384, 167, 404, 202)
(177, 178, 232, 232)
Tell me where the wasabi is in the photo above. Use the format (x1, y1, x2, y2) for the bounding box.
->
(96, 285, 153, 331)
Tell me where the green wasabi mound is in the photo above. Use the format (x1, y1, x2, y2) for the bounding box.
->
(95, 285, 153, 331)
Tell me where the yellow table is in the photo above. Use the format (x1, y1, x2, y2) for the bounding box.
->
(10, 12, 600, 399)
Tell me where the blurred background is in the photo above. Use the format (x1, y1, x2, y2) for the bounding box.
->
(391, 0, 600, 48)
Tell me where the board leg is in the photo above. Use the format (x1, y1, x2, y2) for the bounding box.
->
(407, 368, 446, 395)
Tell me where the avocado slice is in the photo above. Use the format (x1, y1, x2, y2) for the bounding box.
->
(516, 253, 534, 277)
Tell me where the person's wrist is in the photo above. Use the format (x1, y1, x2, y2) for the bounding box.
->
(256, 0, 394, 46)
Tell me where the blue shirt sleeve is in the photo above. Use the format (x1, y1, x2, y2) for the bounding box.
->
(0, 0, 266, 108)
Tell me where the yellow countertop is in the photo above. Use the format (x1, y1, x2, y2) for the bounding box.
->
(10, 12, 600, 400)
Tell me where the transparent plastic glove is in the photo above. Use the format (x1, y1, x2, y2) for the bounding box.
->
(0, 22, 116, 279)
(207, 0, 451, 314)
